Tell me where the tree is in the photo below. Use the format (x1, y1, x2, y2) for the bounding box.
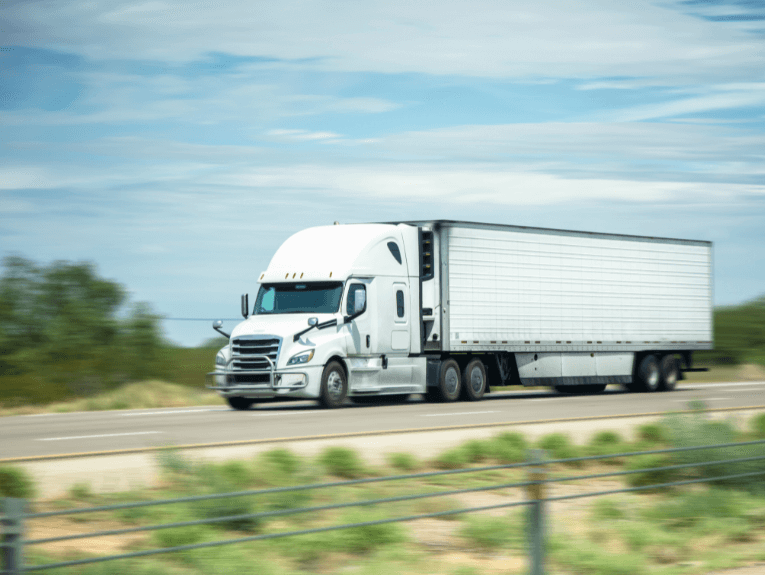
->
(0, 256, 166, 402)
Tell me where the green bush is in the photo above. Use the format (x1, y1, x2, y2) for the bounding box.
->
(586, 431, 627, 464)
(591, 498, 626, 520)
(319, 447, 366, 478)
(751, 413, 765, 438)
(260, 448, 301, 476)
(332, 509, 407, 554)
(636, 422, 669, 445)
(624, 454, 679, 489)
(387, 452, 419, 472)
(458, 514, 523, 550)
(663, 412, 765, 492)
(0, 466, 36, 499)
(642, 489, 747, 530)
(550, 535, 647, 575)
(487, 432, 528, 463)
(537, 433, 582, 466)
(190, 473, 261, 532)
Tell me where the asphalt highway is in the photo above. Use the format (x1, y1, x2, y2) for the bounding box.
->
(2, 381, 764, 461)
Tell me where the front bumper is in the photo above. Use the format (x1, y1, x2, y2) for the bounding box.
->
(205, 355, 310, 397)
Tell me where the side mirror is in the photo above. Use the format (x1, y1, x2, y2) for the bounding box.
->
(212, 320, 230, 339)
(241, 294, 249, 319)
(308, 317, 318, 326)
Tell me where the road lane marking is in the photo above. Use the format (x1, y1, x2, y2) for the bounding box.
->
(120, 409, 224, 416)
(684, 382, 765, 389)
(37, 431, 162, 441)
(250, 410, 326, 416)
(423, 411, 497, 417)
(7, 403, 765, 463)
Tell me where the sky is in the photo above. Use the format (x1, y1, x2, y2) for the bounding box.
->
(2, 0, 764, 347)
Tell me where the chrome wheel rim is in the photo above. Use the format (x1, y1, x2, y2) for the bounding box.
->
(445, 367, 459, 395)
(327, 371, 343, 398)
(647, 366, 659, 390)
(470, 366, 484, 393)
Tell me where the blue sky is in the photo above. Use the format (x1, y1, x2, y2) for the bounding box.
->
(2, 0, 764, 346)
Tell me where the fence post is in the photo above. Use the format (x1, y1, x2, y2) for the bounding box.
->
(526, 449, 547, 575)
(2, 498, 25, 575)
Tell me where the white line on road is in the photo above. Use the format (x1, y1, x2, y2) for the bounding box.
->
(37, 431, 163, 441)
(684, 382, 765, 389)
(672, 398, 730, 402)
(120, 409, 223, 416)
(423, 411, 498, 417)
(249, 410, 327, 416)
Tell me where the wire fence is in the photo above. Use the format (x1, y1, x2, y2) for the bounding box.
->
(3, 439, 765, 575)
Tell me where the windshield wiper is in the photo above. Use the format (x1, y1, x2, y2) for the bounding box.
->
(293, 319, 338, 342)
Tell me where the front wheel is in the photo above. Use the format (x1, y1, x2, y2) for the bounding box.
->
(319, 361, 348, 408)
(226, 397, 254, 410)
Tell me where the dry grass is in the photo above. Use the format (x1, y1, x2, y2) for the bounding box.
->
(0, 380, 224, 416)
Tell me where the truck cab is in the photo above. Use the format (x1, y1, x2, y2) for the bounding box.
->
(207, 223, 428, 409)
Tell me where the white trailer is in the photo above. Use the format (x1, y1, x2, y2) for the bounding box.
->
(207, 220, 712, 409)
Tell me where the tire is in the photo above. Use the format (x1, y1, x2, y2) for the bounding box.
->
(462, 358, 487, 401)
(319, 361, 348, 408)
(226, 397, 254, 410)
(428, 359, 461, 402)
(659, 355, 679, 392)
(635, 355, 660, 392)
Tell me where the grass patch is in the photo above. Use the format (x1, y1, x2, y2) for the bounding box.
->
(319, 447, 366, 478)
(550, 535, 647, 575)
(458, 512, 525, 551)
(536, 433, 583, 466)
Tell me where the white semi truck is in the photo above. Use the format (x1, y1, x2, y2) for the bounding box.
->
(207, 220, 713, 409)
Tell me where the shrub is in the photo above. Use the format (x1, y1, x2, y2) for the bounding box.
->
(190, 473, 261, 532)
(587, 431, 626, 464)
(636, 422, 670, 445)
(663, 412, 765, 492)
(387, 452, 419, 472)
(458, 515, 524, 550)
(591, 498, 626, 520)
(487, 432, 528, 463)
(332, 509, 407, 554)
(319, 447, 365, 478)
(751, 413, 765, 438)
(0, 466, 36, 499)
(536, 433, 582, 466)
(68, 482, 93, 500)
(260, 448, 301, 476)
(624, 454, 680, 489)
(434, 446, 472, 469)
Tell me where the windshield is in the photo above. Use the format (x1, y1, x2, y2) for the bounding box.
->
(253, 282, 344, 315)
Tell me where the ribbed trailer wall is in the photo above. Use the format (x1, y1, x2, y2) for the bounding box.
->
(441, 224, 712, 353)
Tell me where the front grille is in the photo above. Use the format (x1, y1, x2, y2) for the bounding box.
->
(228, 373, 271, 385)
(231, 336, 281, 372)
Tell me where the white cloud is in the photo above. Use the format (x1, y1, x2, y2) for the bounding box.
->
(5, 0, 764, 82)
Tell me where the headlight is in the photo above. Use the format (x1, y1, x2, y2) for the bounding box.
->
(287, 350, 314, 365)
(215, 352, 227, 367)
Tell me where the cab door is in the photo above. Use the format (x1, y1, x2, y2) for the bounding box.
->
(376, 278, 414, 388)
(343, 278, 380, 390)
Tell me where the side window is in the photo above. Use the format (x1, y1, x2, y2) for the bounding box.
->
(346, 284, 366, 316)
(387, 242, 402, 265)
(396, 290, 405, 318)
